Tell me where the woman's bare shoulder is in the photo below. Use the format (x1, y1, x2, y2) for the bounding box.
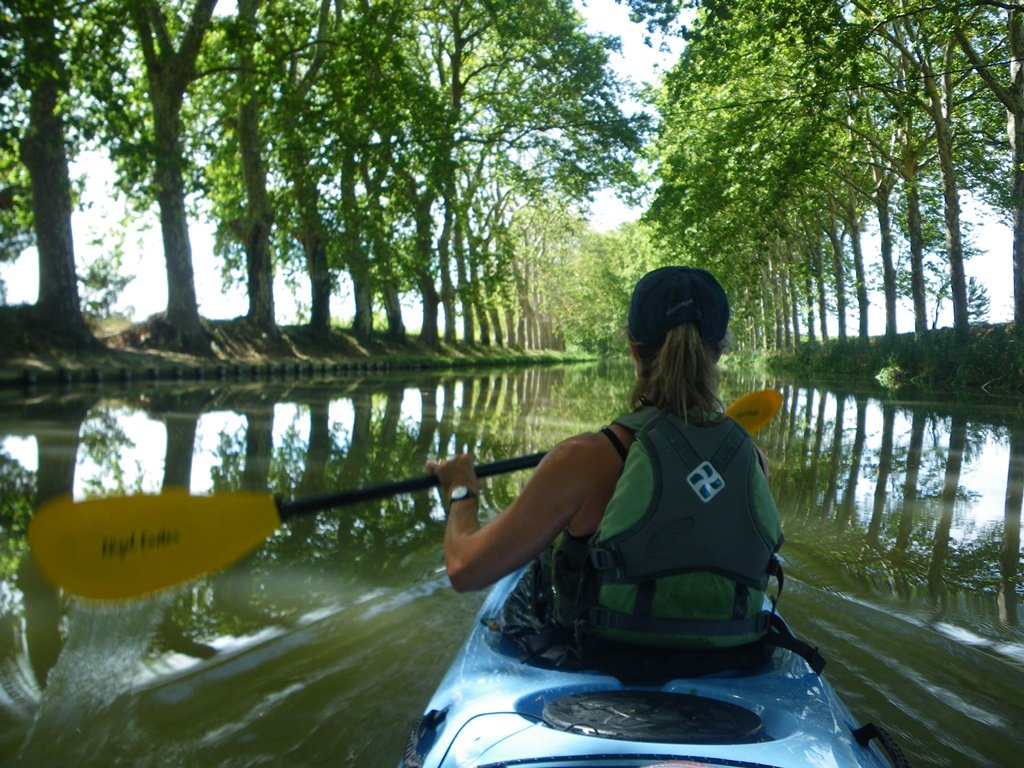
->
(542, 429, 626, 472)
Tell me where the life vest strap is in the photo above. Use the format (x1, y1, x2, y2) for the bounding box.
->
(763, 613, 826, 674)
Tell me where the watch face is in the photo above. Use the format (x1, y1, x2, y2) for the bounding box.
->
(450, 485, 471, 501)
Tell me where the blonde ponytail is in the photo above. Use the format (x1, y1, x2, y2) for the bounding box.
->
(629, 323, 722, 422)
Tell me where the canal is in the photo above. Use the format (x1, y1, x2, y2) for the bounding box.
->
(0, 363, 1021, 766)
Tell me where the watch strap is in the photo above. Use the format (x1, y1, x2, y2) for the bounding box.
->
(449, 485, 478, 505)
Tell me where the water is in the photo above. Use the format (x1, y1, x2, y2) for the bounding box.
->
(0, 365, 1021, 766)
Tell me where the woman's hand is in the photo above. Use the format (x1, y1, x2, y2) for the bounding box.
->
(427, 434, 622, 592)
(426, 454, 479, 501)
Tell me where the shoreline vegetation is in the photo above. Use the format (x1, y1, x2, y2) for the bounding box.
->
(761, 322, 1024, 397)
(0, 308, 588, 390)
(2, 306, 1022, 397)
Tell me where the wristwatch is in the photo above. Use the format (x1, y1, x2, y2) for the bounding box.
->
(449, 485, 478, 505)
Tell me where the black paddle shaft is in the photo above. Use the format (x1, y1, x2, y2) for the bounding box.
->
(276, 451, 547, 521)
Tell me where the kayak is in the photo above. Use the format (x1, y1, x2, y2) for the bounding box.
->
(402, 568, 906, 768)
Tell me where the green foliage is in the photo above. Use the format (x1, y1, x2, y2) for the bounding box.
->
(78, 409, 146, 497)
(79, 234, 133, 318)
(769, 324, 1024, 394)
(966, 276, 990, 324)
(0, 155, 31, 270)
(209, 425, 246, 491)
(547, 220, 664, 354)
(637, 0, 1022, 351)
(0, 448, 34, 588)
(1, 0, 1020, 357)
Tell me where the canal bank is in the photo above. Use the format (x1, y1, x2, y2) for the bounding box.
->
(0, 310, 588, 391)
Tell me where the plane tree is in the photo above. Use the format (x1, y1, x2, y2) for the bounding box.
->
(0, 0, 96, 346)
(122, 0, 220, 353)
(950, 0, 1024, 327)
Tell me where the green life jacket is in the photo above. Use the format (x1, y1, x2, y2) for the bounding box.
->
(554, 406, 784, 650)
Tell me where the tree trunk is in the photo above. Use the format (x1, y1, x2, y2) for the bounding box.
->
(846, 201, 869, 339)
(754, 287, 766, 350)
(488, 306, 504, 347)
(472, 257, 489, 345)
(153, 91, 206, 350)
(874, 188, 898, 339)
(420, 272, 441, 348)
(926, 42, 969, 339)
(131, 0, 218, 354)
(789, 270, 802, 347)
(292, 174, 332, 337)
(906, 168, 929, 337)
(505, 307, 517, 347)
(826, 221, 847, 340)
(779, 267, 792, 350)
(436, 191, 457, 344)
(455, 216, 474, 343)
(352, 277, 373, 337)
(382, 283, 406, 339)
(805, 275, 816, 343)
(236, 0, 275, 331)
(814, 242, 829, 342)
(1010, 101, 1024, 329)
(769, 262, 784, 349)
(1009, 11, 1024, 328)
(955, 17, 1024, 327)
(476, 304, 490, 346)
(18, 5, 95, 347)
(341, 151, 371, 337)
(406, 177, 440, 347)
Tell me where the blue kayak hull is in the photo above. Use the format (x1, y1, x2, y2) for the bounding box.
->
(403, 570, 898, 768)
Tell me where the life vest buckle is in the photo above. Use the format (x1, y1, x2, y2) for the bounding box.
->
(753, 611, 772, 634)
(589, 547, 618, 571)
(587, 606, 614, 629)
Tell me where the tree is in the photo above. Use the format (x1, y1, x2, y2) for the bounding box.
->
(233, 0, 276, 331)
(952, 2, 1024, 328)
(80, 243, 133, 318)
(548, 218, 660, 353)
(4, 0, 96, 346)
(414, 0, 642, 346)
(128, 0, 219, 353)
(866, 2, 971, 340)
(645, 0, 845, 345)
(264, 0, 342, 340)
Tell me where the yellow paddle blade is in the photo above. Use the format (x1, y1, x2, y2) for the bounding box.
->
(27, 488, 281, 601)
(725, 389, 783, 434)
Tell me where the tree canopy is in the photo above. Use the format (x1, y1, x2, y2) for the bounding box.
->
(640, 0, 1020, 347)
(0, 0, 1018, 355)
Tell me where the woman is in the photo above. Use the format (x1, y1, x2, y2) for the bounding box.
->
(428, 266, 784, 661)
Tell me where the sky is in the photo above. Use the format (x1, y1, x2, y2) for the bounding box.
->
(0, 0, 1015, 334)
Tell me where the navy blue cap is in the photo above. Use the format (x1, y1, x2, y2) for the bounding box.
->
(628, 266, 729, 350)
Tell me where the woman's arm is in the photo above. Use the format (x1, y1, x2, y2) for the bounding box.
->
(427, 431, 623, 592)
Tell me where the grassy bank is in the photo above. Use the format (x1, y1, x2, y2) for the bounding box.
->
(0, 308, 593, 389)
(8, 306, 1020, 395)
(756, 323, 1024, 395)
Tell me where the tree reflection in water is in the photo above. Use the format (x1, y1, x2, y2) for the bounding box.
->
(0, 369, 1020, 765)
